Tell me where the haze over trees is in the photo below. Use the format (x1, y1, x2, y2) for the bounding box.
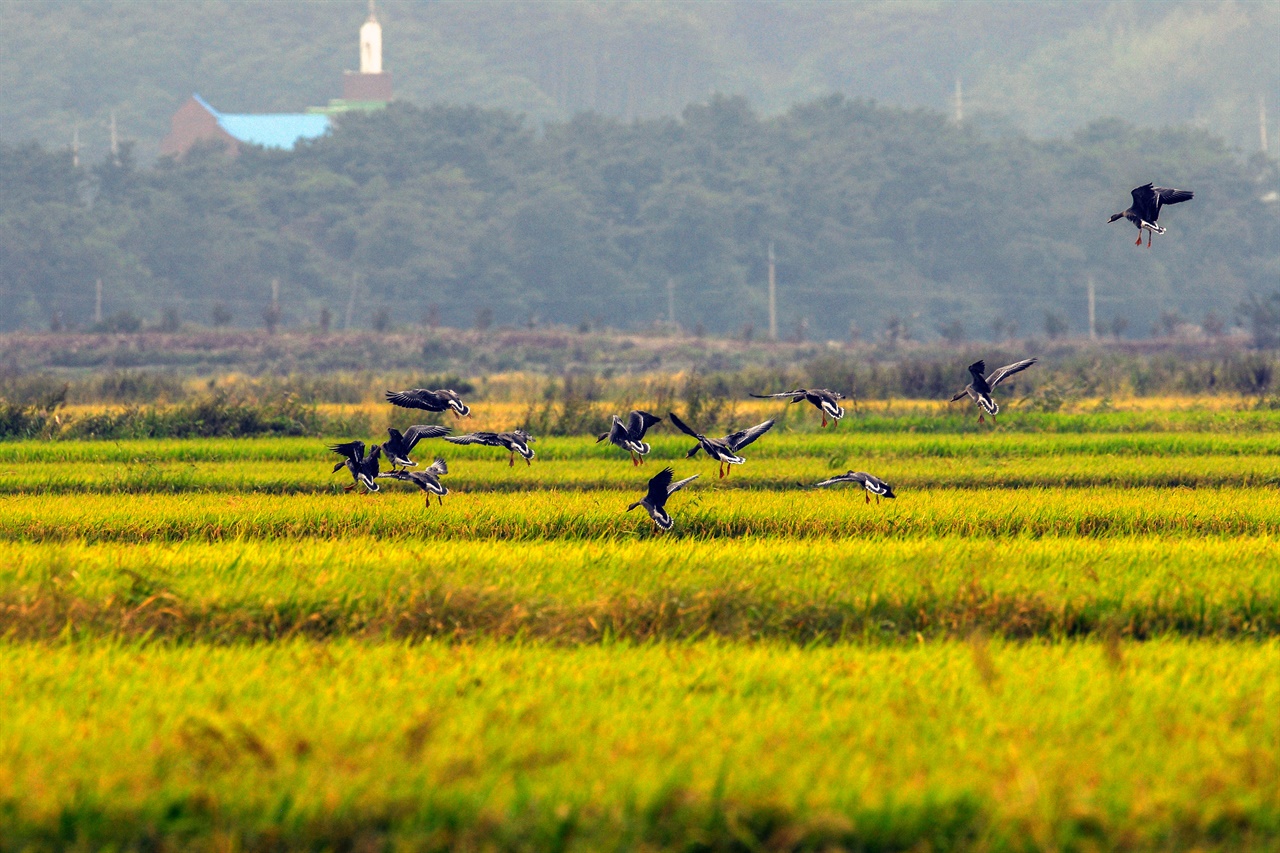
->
(1, 1, 1276, 162)
(2, 96, 1277, 339)
(1, 1, 1277, 341)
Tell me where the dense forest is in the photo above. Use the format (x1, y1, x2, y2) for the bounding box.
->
(2, 96, 1277, 341)
(1, 1, 1276, 163)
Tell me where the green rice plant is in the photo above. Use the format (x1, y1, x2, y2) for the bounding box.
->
(2, 535, 1279, 642)
(0, 640, 1275, 851)
(6, 429, 1280, 465)
(3, 487, 1280, 544)
(4, 432, 1280, 496)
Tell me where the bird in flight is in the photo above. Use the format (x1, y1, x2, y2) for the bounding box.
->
(949, 358, 1037, 424)
(329, 440, 382, 492)
(668, 412, 775, 478)
(379, 457, 450, 507)
(813, 471, 896, 504)
(445, 429, 535, 466)
(1108, 183, 1193, 247)
(626, 466, 699, 531)
(385, 388, 472, 418)
(380, 424, 451, 470)
(597, 410, 663, 465)
(750, 388, 847, 427)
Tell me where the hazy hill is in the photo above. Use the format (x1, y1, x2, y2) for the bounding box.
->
(3, 96, 1276, 340)
(1, 0, 1276, 162)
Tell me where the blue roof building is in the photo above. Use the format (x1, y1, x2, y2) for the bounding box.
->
(158, 8, 390, 159)
(160, 93, 332, 158)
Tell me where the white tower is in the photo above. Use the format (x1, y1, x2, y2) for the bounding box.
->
(360, 2, 382, 75)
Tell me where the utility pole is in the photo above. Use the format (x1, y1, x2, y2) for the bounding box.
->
(954, 77, 964, 124)
(1261, 94, 1269, 154)
(344, 273, 359, 330)
(767, 242, 777, 342)
(666, 277, 676, 332)
(72, 125, 80, 169)
(109, 111, 120, 166)
(1087, 276, 1097, 340)
(94, 279, 103, 325)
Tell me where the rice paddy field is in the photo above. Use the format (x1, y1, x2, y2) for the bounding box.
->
(3, 398, 1280, 851)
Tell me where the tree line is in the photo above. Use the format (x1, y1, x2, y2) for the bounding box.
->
(1, 95, 1277, 342)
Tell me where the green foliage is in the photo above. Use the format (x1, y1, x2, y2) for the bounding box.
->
(3, 91, 1277, 339)
(0, 392, 364, 440)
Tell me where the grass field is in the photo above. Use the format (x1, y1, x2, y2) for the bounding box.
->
(2, 641, 1277, 850)
(2, 403, 1279, 850)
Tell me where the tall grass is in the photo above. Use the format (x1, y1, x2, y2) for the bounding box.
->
(0, 640, 1276, 851)
(3, 488, 1280, 543)
(2, 536, 1279, 642)
(4, 433, 1280, 496)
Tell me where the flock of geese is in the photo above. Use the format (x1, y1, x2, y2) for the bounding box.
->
(329, 356, 1037, 530)
(327, 181, 1194, 530)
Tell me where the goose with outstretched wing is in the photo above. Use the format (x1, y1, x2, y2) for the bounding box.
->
(668, 411, 774, 478)
(949, 358, 1037, 424)
(381, 424, 451, 470)
(597, 410, 663, 465)
(379, 457, 450, 507)
(329, 440, 382, 492)
(385, 388, 472, 418)
(445, 429, 535, 466)
(750, 388, 847, 427)
(626, 467, 699, 531)
(1108, 183, 1193, 247)
(813, 471, 896, 504)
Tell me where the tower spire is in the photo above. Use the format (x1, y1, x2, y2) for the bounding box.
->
(360, 1, 382, 74)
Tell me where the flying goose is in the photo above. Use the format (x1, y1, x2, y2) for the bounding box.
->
(381, 424, 451, 470)
(1108, 183, 1193, 247)
(385, 388, 472, 418)
(445, 429, 535, 466)
(750, 388, 847, 427)
(813, 471, 896, 504)
(597, 410, 663, 465)
(379, 457, 449, 506)
(667, 412, 775, 478)
(949, 358, 1037, 424)
(329, 440, 382, 492)
(627, 467, 699, 531)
